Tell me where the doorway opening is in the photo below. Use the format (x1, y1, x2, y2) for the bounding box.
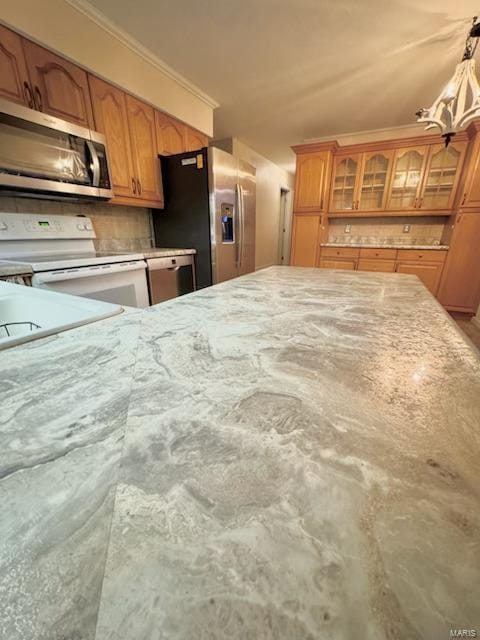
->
(278, 187, 292, 265)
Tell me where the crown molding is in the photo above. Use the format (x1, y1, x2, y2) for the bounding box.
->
(65, 0, 219, 109)
(303, 122, 426, 146)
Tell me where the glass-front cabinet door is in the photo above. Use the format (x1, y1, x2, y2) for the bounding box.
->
(330, 154, 360, 211)
(418, 142, 467, 211)
(357, 151, 392, 211)
(386, 147, 428, 210)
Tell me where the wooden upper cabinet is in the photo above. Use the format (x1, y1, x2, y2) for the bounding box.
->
(22, 40, 94, 128)
(126, 95, 163, 204)
(357, 151, 393, 211)
(418, 142, 467, 211)
(184, 126, 208, 152)
(330, 154, 360, 212)
(0, 24, 32, 107)
(290, 215, 320, 266)
(294, 151, 331, 212)
(155, 111, 186, 155)
(437, 212, 480, 312)
(457, 127, 480, 209)
(88, 75, 135, 199)
(386, 146, 428, 211)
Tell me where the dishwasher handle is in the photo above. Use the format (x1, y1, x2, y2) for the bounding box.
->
(146, 255, 194, 271)
(33, 260, 147, 284)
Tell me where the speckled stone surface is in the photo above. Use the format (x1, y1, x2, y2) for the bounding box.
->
(321, 242, 449, 250)
(0, 261, 32, 277)
(143, 248, 196, 258)
(2, 267, 480, 640)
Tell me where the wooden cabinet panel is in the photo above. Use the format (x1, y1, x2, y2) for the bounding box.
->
(357, 150, 393, 211)
(396, 249, 447, 263)
(290, 215, 320, 266)
(419, 142, 467, 211)
(89, 75, 135, 199)
(396, 262, 444, 295)
(437, 212, 480, 312)
(156, 111, 186, 155)
(330, 154, 360, 212)
(22, 40, 94, 128)
(319, 259, 356, 270)
(386, 146, 428, 211)
(126, 95, 163, 204)
(321, 247, 360, 259)
(359, 248, 397, 260)
(458, 134, 480, 209)
(185, 126, 208, 152)
(294, 151, 330, 212)
(358, 259, 396, 273)
(0, 24, 32, 107)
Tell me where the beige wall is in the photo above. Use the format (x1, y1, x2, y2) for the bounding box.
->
(1, 0, 215, 134)
(0, 196, 153, 252)
(214, 138, 294, 270)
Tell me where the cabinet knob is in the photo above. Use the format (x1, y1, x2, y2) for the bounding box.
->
(132, 177, 137, 194)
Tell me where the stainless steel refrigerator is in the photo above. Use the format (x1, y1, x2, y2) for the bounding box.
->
(153, 146, 256, 289)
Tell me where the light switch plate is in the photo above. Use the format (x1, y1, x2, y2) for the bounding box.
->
(344, 224, 351, 234)
(403, 224, 411, 233)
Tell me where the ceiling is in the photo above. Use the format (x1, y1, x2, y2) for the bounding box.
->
(86, 0, 479, 171)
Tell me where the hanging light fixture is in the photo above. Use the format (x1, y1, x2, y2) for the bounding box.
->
(416, 16, 480, 146)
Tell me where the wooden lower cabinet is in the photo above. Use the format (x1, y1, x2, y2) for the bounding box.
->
(319, 259, 356, 270)
(290, 215, 320, 266)
(358, 259, 396, 273)
(437, 212, 480, 312)
(396, 262, 444, 295)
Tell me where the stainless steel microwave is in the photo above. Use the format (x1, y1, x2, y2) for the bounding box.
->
(0, 98, 113, 200)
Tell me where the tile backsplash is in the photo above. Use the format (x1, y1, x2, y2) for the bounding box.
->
(0, 196, 154, 252)
(328, 216, 446, 246)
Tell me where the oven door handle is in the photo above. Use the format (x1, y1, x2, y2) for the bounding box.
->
(33, 260, 147, 284)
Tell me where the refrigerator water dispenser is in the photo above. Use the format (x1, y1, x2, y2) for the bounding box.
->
(221, 203, 234, 243)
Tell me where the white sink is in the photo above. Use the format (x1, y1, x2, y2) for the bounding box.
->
(0, 281, 123, 350)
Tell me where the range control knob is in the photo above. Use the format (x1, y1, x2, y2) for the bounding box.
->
(0, 221, 7, 230)
(76, 223, 86, 231)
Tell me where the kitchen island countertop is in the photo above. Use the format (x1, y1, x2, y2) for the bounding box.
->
(320, 242, 449, 250)
(0, 261, 33, 277)
(1, 267, 480, 640)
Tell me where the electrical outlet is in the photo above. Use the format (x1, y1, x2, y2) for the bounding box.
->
(403, 224, 411, 233)
(344, 224, 351, 234)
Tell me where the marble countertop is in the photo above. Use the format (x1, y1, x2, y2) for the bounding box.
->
(0, 261, 33, 277)
(143, 247, 196, 258)
(1, 267, 479, 640)
(321, 242, 449, 250)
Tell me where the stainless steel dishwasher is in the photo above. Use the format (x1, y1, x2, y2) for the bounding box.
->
(146, 255, 196, 305)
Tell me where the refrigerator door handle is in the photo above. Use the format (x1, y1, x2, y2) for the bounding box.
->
(238, 184, 244, 270)
(235, 184, 241, 268)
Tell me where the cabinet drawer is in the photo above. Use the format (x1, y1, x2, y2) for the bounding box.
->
(359, 248, 397, 260)
(319, 259, 356, 270)
(321, 247, 360, 259)
(397, 249, 447, 263)
(357, 259, 396, 273)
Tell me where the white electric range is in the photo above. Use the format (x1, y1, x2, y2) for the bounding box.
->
(0, 212, 150, 307)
